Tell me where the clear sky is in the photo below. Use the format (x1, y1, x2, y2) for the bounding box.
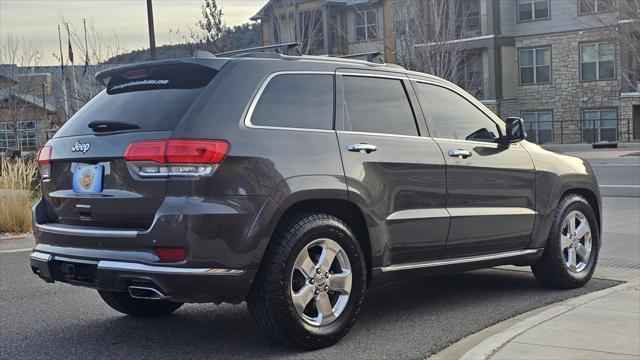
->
(0, 0, 268, 65)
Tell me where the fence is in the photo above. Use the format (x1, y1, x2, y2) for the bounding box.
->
(523, 118, 635, 145)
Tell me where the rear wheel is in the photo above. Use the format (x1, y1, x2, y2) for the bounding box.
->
(98, 290, 183, 317)
(532, 194, 599, 289)
(248, 213, 367, 349)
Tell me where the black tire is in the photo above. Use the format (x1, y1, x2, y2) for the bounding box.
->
(98, 290, 183, 317)
(532, 194, 600, 289)
(247, 213, 367, 349)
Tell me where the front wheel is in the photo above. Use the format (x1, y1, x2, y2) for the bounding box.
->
(532, 194, 600, 289)
(248, 213, 367, 349)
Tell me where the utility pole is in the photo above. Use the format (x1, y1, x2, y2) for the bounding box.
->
(146, 0, 157, 60)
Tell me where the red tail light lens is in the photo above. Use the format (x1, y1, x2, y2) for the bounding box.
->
(123, 140, 167, 163)
(165, 140, 229, 164)
(37, 146, 52, 179)
(37, 146, 52, 165)
(124, 139, 229, 164)
(154, 247, 187, 262)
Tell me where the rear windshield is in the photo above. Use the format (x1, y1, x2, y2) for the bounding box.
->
(54, 63, 217, 138)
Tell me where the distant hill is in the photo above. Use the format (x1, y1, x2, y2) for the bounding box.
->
(107, 23, 261, 64)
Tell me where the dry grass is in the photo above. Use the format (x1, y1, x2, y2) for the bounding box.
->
(0, 157, 39, 233)
(0, 190, 33, 233)
(0, 157, 39, 191)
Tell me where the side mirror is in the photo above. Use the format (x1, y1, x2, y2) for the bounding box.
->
(500, 117, 526, 147)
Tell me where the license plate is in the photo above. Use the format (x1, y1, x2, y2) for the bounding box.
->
(72, 164, 104, 193)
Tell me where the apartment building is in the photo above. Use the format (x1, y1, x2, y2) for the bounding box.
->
(252, 0, 640, 144)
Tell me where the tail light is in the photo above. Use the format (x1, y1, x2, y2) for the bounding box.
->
(37, 146, 52, 179)
(124, 139, 229, 177)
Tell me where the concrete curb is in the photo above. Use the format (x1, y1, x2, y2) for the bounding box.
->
(458, 278, 640, 360)
(0, 234, 33, 242)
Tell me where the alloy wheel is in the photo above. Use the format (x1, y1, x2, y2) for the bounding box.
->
(560, 210, 592, 273)
(290, 238, 352, 326)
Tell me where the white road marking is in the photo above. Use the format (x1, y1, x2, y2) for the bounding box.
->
(0, 248, 32, 254)
(599, 185, 640, 188)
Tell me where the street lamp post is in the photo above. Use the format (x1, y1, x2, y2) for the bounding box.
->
(42, 83, 48, 141)
(147, 0, 157, 60)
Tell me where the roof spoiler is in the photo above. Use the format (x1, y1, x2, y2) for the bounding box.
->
(94, 58, 228, 86)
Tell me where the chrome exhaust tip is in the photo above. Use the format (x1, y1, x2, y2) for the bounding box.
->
(128, 286, 167, 300)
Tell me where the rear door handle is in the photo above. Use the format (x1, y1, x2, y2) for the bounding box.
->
(347, 143, 377, 154)
(448, 149, 472, 159)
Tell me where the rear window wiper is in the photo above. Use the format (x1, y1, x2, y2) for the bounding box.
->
(88, 121, 141, 132)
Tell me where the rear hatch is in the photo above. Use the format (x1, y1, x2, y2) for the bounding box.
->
(39, 60, 224, 229)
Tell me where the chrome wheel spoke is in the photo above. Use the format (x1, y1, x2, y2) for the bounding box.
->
(575, 221, 589, 240)
(315, 293, 336, 324)
(327, 270, 352, 294)
(567, 247, 578, 272)
(292, 284, 316, 314)
(576, 243, 590, 262)
(294, 250, 316, 278)
(568, 216, 577, 233)
(560, 234, 573, 249)
(318, 241, 341, 271)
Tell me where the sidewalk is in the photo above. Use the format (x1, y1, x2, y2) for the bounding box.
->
(442, 278, 640, 360)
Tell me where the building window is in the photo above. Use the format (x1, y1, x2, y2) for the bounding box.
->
(17, 121, 37, 151)
(355, 9, 378, 41)
(457, 0, 480, 35)
(518, 0, 550, 21)
(580, 42, 615, 81)
(0, 122, 16, 151)
(393, 3, 409, 36)
(298, 9, 324, 52)
(522, 111, 553, 144)
(582, 109, 617, 143)
(578, 0, 614, 15)
(519, 47, 551, 84)
(456, 50, 484, 98)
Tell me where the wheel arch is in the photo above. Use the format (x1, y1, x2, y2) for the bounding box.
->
(531, 175, 602, 249)
(268, 197, 374, 285)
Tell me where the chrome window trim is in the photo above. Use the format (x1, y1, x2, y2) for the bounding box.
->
(244, 71, 336, 133)
(337, 130, 425, 140)
(338, 72, 408, 80)
(380, 249, 541, 272)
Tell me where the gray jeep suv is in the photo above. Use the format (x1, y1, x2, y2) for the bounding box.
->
(30, 47, 601, 349)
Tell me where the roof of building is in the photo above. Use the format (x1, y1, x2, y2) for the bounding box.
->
(251, 0, 372, 20)
(0, 88, 57, 112)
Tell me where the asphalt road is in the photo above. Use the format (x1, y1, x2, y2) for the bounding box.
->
(0, 155, 636, 360)
(0, 250, 617, 360)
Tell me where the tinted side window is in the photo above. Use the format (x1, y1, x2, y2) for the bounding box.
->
(342, 76, 418, 136)
(251, 74, 333, 130)
(415, 83, 499, 142)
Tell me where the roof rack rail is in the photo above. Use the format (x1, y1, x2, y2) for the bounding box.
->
(338, 51, 383, 63)
(215, 42, 301, 57)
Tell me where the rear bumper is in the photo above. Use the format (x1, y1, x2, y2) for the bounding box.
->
(30, 251, 255, 303)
